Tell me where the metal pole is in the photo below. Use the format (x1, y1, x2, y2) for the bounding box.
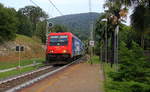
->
(45, 21, 49, 64)
(46, 21, 49, 43)
(101, 46, 103, 62)
(116, 25, 119, 71)
(89, 0, 94, 64)
(91, 21, 94, 54)
(89, 0, 91, 14)
(101, 19, 107, 63)
(19, 47, 21, 68)
(105, 22, 107, 62)
(114, 26, 119, 71)
(114, 27, 116, 71)
(89, 21, 94, 64)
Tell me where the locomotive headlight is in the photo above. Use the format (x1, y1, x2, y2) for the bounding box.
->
(63, 50, 67, 53)
(50, 50, 54, 53)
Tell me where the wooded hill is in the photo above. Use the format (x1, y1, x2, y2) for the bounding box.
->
(49, 12, 100, 40)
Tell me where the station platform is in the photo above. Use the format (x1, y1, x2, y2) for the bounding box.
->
(19, 63, 104, 92)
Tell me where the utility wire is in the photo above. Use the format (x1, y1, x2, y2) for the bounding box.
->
(30, 0, 63, 16)
(29, 0, 39, 7)
(47, 0, 63, 16)
(29, 0, 53, 18)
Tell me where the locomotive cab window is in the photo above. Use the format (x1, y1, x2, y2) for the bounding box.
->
(49, 35, 68, 46)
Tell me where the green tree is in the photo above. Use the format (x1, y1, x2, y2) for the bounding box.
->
(95, 1, 128, 64)
(18, 6, 48, 36)
(131, 4, 150, 49)
(0, 4, 18, 43)
(36, 21, 47, 43)
(36, 24, 68, 44)
(50, 25, 68, 33)
(17, 11, 33, 37)
(111, 41, 150, 83)
(95, 13, 109, 62)
(107, 41, 150, 92)
(110, 0, 150, 49)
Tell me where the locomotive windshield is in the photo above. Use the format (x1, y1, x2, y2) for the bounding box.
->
(49, 35, 68, 46)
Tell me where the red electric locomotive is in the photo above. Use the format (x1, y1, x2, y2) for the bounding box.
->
(46, 32, 84, 64)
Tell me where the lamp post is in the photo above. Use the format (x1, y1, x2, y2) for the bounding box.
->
(89, 0, 94, 64)
(39, 17, 49, 44)
(39, 18, 53, 64)
(101, 19, 108, 63)
(114, 25, 119, 71)
(45, 21, 48, 63)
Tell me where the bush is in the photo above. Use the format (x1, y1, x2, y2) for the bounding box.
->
(110, 41, 150, 83)
(106, 81, 150, 92)
(106, 41, 150, 92)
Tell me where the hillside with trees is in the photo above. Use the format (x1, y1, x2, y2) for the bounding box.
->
(0, 3, 100, 62)
(49, 13, 100, 40)
(0, 4, 47, 62)
(0, 3, 100, 43)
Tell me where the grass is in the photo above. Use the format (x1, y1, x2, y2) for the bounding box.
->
(16, 34, 41, 44)
(87, 56, 118, 92)
(0, 34, 45, 70)
(0, 34, 45, 79)
(103, 63, 119, 92)
(88, 56, 116, 92)
(0, 58, 44, 70)
(0, 63, 44, 79)
(88, 55, 100, 64)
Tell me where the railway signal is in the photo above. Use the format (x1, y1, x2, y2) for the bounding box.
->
(48, 22, 53, 28)
(16, 46, 24, 52)
(46, 22, 53, 37)
(89, 40, 95, 47)
(16, 46, 25, 68)
(46, 22, 54, 42)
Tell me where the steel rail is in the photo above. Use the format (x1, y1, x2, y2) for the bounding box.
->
(0, 66, 52, 84)
(5, 57, 83, 92)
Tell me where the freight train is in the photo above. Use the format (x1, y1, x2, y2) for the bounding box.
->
(46, 32, 85, 64)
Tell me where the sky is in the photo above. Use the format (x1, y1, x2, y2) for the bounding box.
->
(0, 0, 130, 25)
(0, 0, 105, 18)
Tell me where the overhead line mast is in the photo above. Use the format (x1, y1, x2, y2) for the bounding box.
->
(89, 0, 94, 63)
(29, 0, 50, 46)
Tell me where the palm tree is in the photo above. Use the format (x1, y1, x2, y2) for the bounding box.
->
(95, 13, 107, 62)
(103, 1, 128, 68)
(109, 0, 150, 49)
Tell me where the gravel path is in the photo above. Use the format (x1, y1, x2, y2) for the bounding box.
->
(19, 63, 104, 92)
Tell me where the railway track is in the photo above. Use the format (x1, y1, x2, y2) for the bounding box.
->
(0, 57, 84, 92)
